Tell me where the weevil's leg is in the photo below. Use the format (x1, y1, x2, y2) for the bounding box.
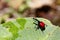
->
(45, 24, 47, 27)
(36, 26, 39, 29)
(35, 26, 40, 31)
(33, 22, 38, 25)
(33, 22, 38, 31)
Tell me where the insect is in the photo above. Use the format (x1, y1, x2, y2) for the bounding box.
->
(33, 18, 46, 31)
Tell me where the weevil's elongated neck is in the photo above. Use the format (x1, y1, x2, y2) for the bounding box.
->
(33, 18, 40, 22)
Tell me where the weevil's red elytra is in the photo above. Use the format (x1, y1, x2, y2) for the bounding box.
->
(39, 22, 45, 28)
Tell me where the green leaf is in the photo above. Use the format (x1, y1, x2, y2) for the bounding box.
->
(46, 27, 60, 40)
(3, 21, 19, 40)
(2, 18, 60, 40)
(16, 18, 27, 30)
(0, 25, 12, 40)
